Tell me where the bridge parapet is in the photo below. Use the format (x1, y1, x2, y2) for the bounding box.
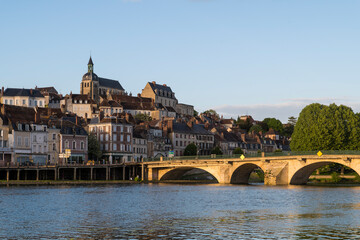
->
(144, 154, 360, 185)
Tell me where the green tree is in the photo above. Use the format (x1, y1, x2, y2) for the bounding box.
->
(184, 143, 197, 156)
(238, 118, 253, 132)
(249, 124, 263, 134)
(202, 109, 219, 118)
(211, 146, 223, 155)
(263, 118, 284, 133)
(88, 134, 102, 160)
(135, 113, 152, 122)
(290, 103, 360, 151)
(193, 110, 199, 117)
(233, 147, 244, 155)
(288, 116, 297, 126)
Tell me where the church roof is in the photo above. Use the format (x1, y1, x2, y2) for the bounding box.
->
(99, 77, 124, 90)
(88, 56, 93, 65)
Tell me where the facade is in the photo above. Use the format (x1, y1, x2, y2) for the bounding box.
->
(165, 120, 214, 156)
(1, 88, 45, 108)
(89, 117, 133, 163)
(60, 94, 98, 119)
(80, 57, 125, 103)
(47, 127, 60, 164)
(30, 123, 48, 165)
(133, 130, 148, 162)
(175, 103, 194, 117)
(59, 124, 88, 164)
(0, 107, 11, 165)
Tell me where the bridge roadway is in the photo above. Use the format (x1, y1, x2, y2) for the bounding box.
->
(144, 154, 360, 185)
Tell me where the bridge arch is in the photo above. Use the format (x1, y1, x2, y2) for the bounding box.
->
(230, 163, 264, 184)
(160, 167, 219, 182)
(290, 160, 360, 185)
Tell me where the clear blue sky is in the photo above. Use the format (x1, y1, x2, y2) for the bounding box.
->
(1, 0, 360, 122)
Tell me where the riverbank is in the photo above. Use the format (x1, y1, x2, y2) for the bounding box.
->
(0, 180, 142, 186)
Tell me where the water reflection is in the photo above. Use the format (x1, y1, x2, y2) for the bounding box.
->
(1, 184, 360, 239)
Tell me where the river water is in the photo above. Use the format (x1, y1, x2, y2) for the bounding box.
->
(1, 183, 360, 239)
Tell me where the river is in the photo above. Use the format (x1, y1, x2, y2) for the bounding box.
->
(1, 183, 360, 239)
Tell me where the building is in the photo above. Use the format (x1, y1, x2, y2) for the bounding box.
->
(175, 103, 194, 117)
(133, 129, 148, 162)
(141, 81, 177, 108)
(60, 94, 98, 120)
(1, 88, 45, 108)
(89, 116, 133, 163)
(80, 57, 125, 103)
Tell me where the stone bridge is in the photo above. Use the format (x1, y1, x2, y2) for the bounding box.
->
(144, 155, 360, 185)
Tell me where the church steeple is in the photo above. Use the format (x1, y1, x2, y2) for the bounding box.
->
(88, 56, 94, 73)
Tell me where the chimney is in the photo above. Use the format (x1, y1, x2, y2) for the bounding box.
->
(1, 104, 5, 115)
(152, 81, 156, 85)
(76, 116, 79, 125)
(163, 84, 167, 87)
(1, 87, 4, 97)
(85, 112, 88, 120)
(34, 107, 40, 123)
(187, 120, 193, 129)
(137, 93, 141, 98)
(30, 89, 33, 96)
(60, 104, 66, 114)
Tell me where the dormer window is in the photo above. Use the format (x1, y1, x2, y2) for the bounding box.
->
(85, 100, 88, 104)
(18, 124, 22, 130)
(79, 100, 82, 104)
(74, 100, 77, 104)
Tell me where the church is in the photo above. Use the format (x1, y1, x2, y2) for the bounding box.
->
(80, 57, 125, 103)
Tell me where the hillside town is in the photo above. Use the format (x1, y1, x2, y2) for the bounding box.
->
(0, 57, 291, 166)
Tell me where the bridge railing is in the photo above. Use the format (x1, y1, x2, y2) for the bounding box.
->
(143, 150, 360, 162)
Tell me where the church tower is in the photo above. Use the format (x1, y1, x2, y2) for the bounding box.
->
(81, 56, 99, 102)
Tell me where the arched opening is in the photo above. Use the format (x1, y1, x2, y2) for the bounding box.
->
(160, 167, 218, 183)
(231, 163, 264, 184)
(290, 162, 360, 185)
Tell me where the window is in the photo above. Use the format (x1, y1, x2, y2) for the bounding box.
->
(9, 100, 13, 105)
(25, 138, 29, 147)
(39, 101, 43, 107)
(33, 135, 37, 142)
(128, 127, 131, 133)
(100, 134, 103, 141)
(81, 141, 84, 150)
(53, 134, 56, 140)
(113, 134, 117, 141)
(127, 135, 130, 142)
(105, 134, 109, 141)
(113, 144, 117, 151)
(120, 134, 124, 141)
(105, 144, 108, 151)
(65, 140, 69, 149)
(120, 126, 123, 132)
(113, 126, 116, 132)
(34, 100, 37, 106)
(72, 141, 76, 149)
(4, 99, 8, 104)
(16, 100, 18, 105)
(33, 126, 36, 131)
(53, 143, 56, 151)
(17, 136, 21, 146)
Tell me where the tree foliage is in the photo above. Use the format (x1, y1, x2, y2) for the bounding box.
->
(88, 134, 102, 160)
(233, 147, 244, 155)
(249, 124, 263, 134)
(193, 110, 199, 117)
(184, 143, 197, 156)
(202, 109, 219, 118)
(237, 118, 253, 132)
(263, 118, 284, 133)
(211, 146, 223, 155)
(290, 103, 360, 151)
(135, 113, 152, 122)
